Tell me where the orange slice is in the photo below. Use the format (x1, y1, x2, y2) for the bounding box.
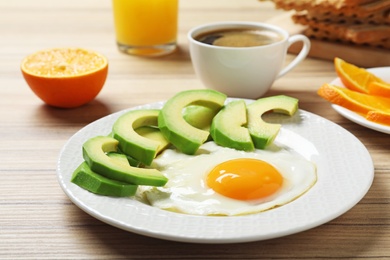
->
(368, 81, 390, 97)
(334, 57, 384, 94)
(366, 111, 390, 126)
(21, 48, 108, 108)
(317, 83, 390, 115)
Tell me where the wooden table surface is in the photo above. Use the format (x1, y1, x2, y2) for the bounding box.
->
(1, 0, 389, 259)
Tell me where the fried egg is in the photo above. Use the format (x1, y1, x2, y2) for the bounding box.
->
(139, 142, 317, 216)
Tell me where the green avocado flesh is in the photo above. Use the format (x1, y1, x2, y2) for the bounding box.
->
(112, 109, 169, 166)
(247, 95, 298, 149)
(210, 100, 254, 151)
(135, 126, 170, 154)
(158, 89, 227, 154)
(71, 153, 138, 197)
(82, 136, 168, 186)
(183, 105, 219, 131)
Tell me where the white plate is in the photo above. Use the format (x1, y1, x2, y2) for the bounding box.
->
(57, 100, 374, 244)
(330, 67, 390, 134)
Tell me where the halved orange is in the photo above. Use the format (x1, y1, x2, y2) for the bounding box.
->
(334, 57, 384, 94)
(21, 48, 108, 108)
(366, 111, 390, 126)
(317, 83, 390, 115)
(368, 81, 390, 97)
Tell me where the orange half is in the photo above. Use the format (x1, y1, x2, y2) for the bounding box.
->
(21, 48, 108, 108)
(334, 57, 384, 94)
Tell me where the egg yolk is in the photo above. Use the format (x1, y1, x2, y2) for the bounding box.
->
(206, 158, 283, 201)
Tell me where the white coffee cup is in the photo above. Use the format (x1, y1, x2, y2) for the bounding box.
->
(188, 21, 311, 98)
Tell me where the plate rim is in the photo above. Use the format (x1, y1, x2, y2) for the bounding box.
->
(57, 101, 374, 244)
(330, 66, 390, 134)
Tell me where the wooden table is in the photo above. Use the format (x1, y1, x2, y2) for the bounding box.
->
(1, 0, 389, 259)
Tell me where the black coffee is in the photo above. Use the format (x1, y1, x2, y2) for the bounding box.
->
(195, 28, 283, 47)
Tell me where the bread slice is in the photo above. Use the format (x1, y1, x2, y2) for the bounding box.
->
(266, 0, 390, 49)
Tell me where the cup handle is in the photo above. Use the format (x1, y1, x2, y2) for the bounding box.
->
(276, 35, 311, 79)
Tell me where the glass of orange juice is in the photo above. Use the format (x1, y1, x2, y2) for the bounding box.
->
(112, 0, 179, 57)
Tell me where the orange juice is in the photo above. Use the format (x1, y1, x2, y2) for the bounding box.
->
(112, 0, 178, 56)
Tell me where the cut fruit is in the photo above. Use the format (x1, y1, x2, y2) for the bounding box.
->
(318, 83, 390, 115)
(210, 100, 254, 151)
(247, 95, 298, 149)
(21, 47, 108, 108)
(82, 136, 168, 186)
(108, 151, 140, 167)
(366, 111, 390, 126)
(334, 57, 384, 94)
(368, 81, 390, 97)
(183, 105, 219, 131)
(158, 89, 227, 154)
(112, 109, 169, 166)
(135, 126, 171, 153)
(71, 153, 138, 197)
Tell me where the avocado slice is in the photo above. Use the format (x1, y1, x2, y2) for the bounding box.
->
(135, 126, 170, 154)
(108, 150, 141, 167)
(112, 109, 169, 166)
(71, 153, 138, 197)
(210, 100, 254, 151)
(82, 136, 168, 186)
(247, 95, 298, 149)
(183, 105, 219, 131)
(158, 89, 227, 154)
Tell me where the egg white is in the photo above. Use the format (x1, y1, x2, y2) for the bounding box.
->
(138, 141, 317, 216)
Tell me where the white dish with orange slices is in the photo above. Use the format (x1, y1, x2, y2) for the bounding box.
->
(57, 98, 374, 244)
(330, 67, 390, 134)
